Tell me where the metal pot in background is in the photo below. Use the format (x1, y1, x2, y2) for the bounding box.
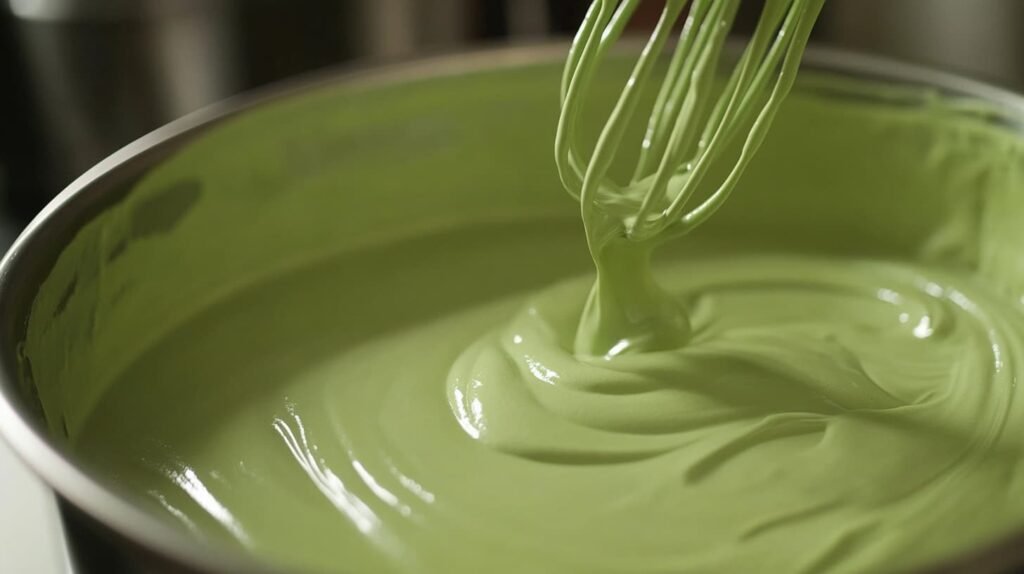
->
(5, 0, 240, 216)
(821, 0, 1024, 90)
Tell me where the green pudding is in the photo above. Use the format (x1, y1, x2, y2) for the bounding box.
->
(22, 54, 1024, 572)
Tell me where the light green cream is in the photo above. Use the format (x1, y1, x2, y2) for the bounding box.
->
(25, 55, 1024, 572)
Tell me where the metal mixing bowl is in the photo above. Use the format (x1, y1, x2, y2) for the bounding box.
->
(1, 45, 1023, 573)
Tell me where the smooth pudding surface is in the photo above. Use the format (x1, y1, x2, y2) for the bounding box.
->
(76, 228, 1024, 573)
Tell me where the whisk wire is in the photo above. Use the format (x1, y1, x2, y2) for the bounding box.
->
(651, 0, 801, 234)
(633, 0, 739, 229)
(579, 1, 686, 215)
(556, 0, 823, 242)
(632, 0, 713, 181)
(556, 1, 611, 200)
(668, 0, 824, 236)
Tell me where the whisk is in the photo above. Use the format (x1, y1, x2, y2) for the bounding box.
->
(557, 0, 825, 242)
(557, 0, 825, 356)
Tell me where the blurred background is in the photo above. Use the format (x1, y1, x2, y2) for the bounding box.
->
(0, 0, 1022, 223)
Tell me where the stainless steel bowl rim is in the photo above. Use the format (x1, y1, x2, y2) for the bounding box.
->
(1, 42, 1023, 572)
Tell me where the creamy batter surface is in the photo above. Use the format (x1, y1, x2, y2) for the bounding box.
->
(75, 224, 1024, 572)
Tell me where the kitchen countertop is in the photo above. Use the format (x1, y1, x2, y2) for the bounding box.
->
(0, 218, 70, 573)
(0, 438, 69, 572)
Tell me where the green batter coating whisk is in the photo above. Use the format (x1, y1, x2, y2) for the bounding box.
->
(557, 0, 825, 357)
